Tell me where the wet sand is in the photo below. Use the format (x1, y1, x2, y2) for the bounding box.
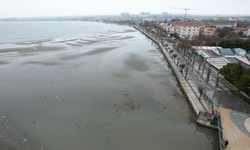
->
(0, 23, 219, 150)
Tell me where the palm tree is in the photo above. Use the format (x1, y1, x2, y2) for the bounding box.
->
(202, 58, 207, 76)
(198, 86, 205, 100)
(185, 62, 190, 80)
(172, 54, 178, 62)
(192, 55, 195, 67)
(215, 72, 220, 88)
(177, 58, 180, 66)
(198, 56, 202, 72)
(179, 63, 186, 74)
(169, 50, 174, 54)
(206, 63, 211, 82)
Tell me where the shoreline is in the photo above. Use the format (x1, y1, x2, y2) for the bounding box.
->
(132, 25, 218, 129)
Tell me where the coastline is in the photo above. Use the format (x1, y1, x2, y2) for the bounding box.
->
(132, 25, 218, 129)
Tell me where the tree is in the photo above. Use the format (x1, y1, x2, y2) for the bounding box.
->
(234, 74, 250, 95)
(202, 58, 207, 75)
(238, 31, 244, 38)
(215, 72, 220, 88)
(185, 62, 189, 80)
(172, 53, 178, 62)
(198, 86, 205, 100)
(198, 56, 202, 72)
(216, 27, 239, 39)
(219, 63, 244, 83)
(219, 62, 250, 96)
(177, 38, 190, 56)
(218, 39, 250, 50)
(206, 63, 211, 82)
(179, 64, 186, 73)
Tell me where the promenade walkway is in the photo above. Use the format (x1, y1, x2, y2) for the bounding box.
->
(133, 26, 212, 120)
(133, 25, 250, 150)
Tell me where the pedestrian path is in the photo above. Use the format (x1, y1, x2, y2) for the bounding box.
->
(133, 26, 212, 116)
(216, 107, 250, 150)
(133, 25, 250, 150)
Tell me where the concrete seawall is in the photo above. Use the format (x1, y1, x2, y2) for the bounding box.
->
(133, 26, 215, 126)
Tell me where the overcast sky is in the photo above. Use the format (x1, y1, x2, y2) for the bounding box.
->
(0, 0, 250, 18)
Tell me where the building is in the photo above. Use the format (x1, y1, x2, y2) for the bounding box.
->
(165, 21, 178, 34)
(230, 27, 250, 36)
(199, 24, 216, 36)
(176, 22, 201, 39)
(121, 13, 129, 17)
(170, 18, 181, 22)
(214, 17, 243, 21)
(192, 46, 250, 70)
(233, 48, 247, 56)
(140, 12, 151, 17)
(162, 12, 168, 16)
(164, 21, 216, 39)
(206, 20, 237, 29)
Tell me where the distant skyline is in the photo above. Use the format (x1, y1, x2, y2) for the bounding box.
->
(1, 0, 250, 18)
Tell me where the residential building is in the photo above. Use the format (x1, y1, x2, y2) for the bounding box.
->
(162, 12, 168, 16)
(200, 24, 216, 36)
(206, 20, 237, 28)
(230, 27, 250, 36)
(121, 13, 129, 17)
(165, 21, 178, 34)
(214, 17, 243, 21)
(140, 12, 151, 17)
(164, 21, 216, 39)
(176, 22, 202, 39)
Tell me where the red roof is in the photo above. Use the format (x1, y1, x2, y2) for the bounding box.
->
(231, 27, 248, 31)
(170, 18, 181, 21)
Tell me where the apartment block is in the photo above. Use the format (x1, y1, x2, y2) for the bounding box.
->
(164, 20, 216, 39)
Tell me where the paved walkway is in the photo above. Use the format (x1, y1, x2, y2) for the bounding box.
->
(134, 26, 212, 116)
(216, 107, 250, 150)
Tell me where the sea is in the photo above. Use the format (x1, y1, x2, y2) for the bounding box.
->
(0, 21, 219, 150)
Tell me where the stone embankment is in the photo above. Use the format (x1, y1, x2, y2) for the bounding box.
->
(133, 26, 217, 129)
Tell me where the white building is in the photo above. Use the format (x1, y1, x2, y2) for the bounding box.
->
(164, 21, 215, 39)
(176, 23, 201, 39)
(231, 27, 250, 36)
(165, 21, 178, 34)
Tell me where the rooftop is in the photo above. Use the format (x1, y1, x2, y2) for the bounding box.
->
(166, 21, 215, 27)
(170, 18, 181, 21)
(193, 46, 250, 69)
(207, 57, 229, 69)
(207, 20, 237, 23)
(231, 27, 249, 31)
(218, 48, 236, 55)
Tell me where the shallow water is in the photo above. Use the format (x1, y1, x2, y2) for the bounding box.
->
(0, 21, 219, 150)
